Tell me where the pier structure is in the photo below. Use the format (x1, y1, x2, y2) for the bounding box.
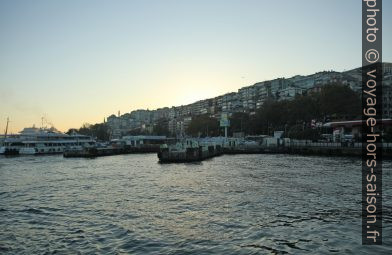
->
(62, 132, 392, 160)
(158, 138, 225, 163)
(157, 136, 392, 163)
(64, 135, 170, 158)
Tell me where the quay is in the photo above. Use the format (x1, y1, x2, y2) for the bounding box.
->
(61, 135, 392, 160)
(157, 137, 392, 163)
(63, 146, 160, 158)
(158, 138, 224, 163)
(63, 135, 167, 158)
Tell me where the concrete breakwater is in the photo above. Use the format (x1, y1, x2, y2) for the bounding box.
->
(157, 138, 392, 163)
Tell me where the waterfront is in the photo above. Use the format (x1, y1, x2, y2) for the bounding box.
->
(0, 154, 391, 254)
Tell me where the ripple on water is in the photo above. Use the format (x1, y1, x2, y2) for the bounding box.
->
(0, 154, 391, 254)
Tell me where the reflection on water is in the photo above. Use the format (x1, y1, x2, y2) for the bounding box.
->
(0, 154, 391, 254)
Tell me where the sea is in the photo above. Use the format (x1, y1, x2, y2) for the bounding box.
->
(0, 154, 391, 254)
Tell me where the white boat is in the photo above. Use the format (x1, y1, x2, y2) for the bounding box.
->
(0, 118, 22, 155)
(0, 126, 95, 155)
(0, 136, 23, 155)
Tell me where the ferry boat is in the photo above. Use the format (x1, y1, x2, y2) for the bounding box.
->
(0, 136, 23, 155)
(0, 118, 21, 155)
(0, 126, 95, 155)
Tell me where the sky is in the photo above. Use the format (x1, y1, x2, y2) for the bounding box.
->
(0, 0, 391, 133)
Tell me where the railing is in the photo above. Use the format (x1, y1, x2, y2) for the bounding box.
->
(289, 140, 392, 148)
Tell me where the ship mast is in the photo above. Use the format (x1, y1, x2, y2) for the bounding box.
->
(4, 117, 9, 140)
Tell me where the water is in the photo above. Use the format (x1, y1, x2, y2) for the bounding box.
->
(0, 154, 391, 254)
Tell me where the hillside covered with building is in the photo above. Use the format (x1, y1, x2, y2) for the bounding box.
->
(73, 63, 392, 140)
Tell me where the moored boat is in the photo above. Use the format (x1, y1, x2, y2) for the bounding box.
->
(0, 125, 95, 155)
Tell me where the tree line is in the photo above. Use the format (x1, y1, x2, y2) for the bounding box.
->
(186, 83, 361, 139)
(66, 123, 110, 141)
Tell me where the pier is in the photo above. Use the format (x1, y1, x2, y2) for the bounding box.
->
(63, 146, 160, 158)
(61, 136, 392, 161)
(63, 135, 167, 158)
(157, 137, 392, 163)
(158, 139, 224, 163)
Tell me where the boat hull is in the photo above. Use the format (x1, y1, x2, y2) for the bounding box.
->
(0, 146, 20, 155)
(19, 147, 65, 155)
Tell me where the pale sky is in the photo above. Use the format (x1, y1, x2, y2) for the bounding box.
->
(0, 0, 391, 133)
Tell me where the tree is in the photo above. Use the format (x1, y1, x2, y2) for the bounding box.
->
(318, 83, 361, 119)
(65, 128, 78, 135)
(287, 124, 320, 141)
(251, 82, 360, 136)
(229, 112, 254, 135)
(67, 123, 110, 141)
(287, 94, 319, 124)
(186, 114, 220, 137)
(254, 99, 290, 134)
(153, 118, 170, 136)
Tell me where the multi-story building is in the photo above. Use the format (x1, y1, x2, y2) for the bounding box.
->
(238, 86, 256, 112)
(168, 116, 192, 137)
(130, 109, 152, 124)
(278, 86, 306, 101)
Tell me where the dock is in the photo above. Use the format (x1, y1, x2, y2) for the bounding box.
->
(62, 136, 392, 161)
(158, 139, 223, 163)
(63, 135, 167, 158)
(63, 145, 160, 158)
(157, 137, 392, 163)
